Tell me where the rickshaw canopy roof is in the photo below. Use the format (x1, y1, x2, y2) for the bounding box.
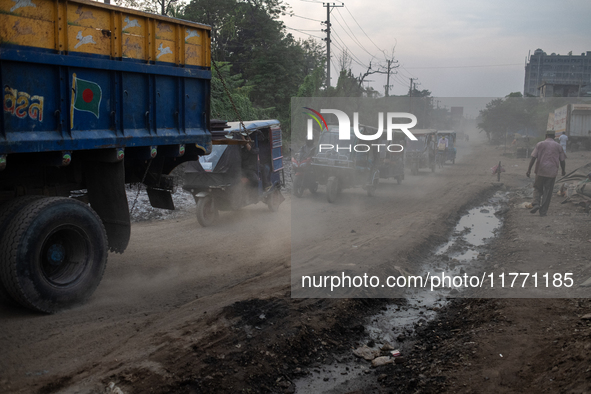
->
(226, 120, 281, 134)
(409, 128, 437, 136)
(436, 130, 456, 136)
(211, 120, 281, 143)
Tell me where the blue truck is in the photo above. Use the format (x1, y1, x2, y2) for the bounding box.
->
(0, 0, 212, 312)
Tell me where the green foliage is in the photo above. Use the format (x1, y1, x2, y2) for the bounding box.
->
(184, 0, 325, 136)
(296, 66, 325, 97)
(477, 94, 571, 144)
(211, 62, 270, 121)
(114, 0, 181, 16)
(409, 88, 432, 98)
(333, 70, 365, 97)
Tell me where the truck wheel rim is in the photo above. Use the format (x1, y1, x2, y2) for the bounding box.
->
(41, 225, 90, 287)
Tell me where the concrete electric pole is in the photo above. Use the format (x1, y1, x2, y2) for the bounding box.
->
(322, 2, 344, 89)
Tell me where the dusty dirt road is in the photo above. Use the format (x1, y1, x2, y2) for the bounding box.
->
(1, 136, 590, 393)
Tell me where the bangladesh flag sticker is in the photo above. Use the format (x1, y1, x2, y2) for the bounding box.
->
(71, 73, 102, 120)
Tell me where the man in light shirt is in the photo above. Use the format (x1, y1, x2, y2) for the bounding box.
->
(559, 132, 568, 153)
(526, 132, 566, 216)
(438, 135, 448, 151)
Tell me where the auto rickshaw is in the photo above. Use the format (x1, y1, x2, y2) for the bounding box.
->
(405, 129, 437, 175)
(183, 120, 285, 227)
(378, 130, 406, 184)
(310, 126, 380, 203)
(436, 131, 457, 164)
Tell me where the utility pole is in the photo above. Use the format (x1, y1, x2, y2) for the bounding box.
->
(409, 77, 417, 112)
(384, 59, 398, 97)
(322, 2, 343, 89)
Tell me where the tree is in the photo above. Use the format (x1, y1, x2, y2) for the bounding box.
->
(184, 0, 325, 135)
(210, 62, 270, 121)
(115, 0, 181, 16)
(477, 94, 549, 143)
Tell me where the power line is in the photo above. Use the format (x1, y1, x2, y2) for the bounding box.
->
(343, 4, 384, 54)
(391, 73, 410, 87)
(333, 9, 377, 60)
(333, 20, 368, 68)
(397, 65, 417, 79)
(287, 13, 324, 23)
(285, 26, 325, 40)
(286, 27, 323, 32)
(404, 63, 523, 69)
(330, 28, 369, 69)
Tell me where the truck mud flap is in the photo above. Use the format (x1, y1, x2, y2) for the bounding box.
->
(85, 161, 131, 253)
(147, 187, 175, 210)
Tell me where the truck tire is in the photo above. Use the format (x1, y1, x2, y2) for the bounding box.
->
(196, 196, 218, 227)
(0, 196, 46, 303)
(0, 197, 108, 313)
(293, 173, 305, 197)
(326, 176, 339, 203)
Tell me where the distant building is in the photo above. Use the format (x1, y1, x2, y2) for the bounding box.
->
(524, 49, 591, 97)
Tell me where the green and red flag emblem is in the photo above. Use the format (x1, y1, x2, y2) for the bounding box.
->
(72, 74, 102, 119)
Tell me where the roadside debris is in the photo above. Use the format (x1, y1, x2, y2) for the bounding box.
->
(352, 345, 381, 361)
(371, 356, 393, 367)
(105, 382, 124, 394)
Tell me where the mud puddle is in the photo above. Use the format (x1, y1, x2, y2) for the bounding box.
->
(294, 191, 509, 393)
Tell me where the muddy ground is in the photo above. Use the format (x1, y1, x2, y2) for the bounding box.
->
(1, 136, 591, 393)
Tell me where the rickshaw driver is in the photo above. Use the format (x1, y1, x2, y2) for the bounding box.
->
(299, 139, 316, 159)
(240, 131, 273, 189)
(240, 134, 260, 187)
(437, 134, 448, 163)
(438, 134, 449, 151)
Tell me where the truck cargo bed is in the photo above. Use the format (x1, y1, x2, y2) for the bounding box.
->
(1, 0, 212, 155)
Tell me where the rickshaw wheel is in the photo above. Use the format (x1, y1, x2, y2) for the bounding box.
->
(326, 176, 339, 203)
(367, 170, 379, 197)
(293, 174, 305, 198)
(196, 196, 218, 227)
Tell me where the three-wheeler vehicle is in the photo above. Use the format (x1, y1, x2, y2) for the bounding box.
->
(405, 129, 438, 175)
(436, 131, 457, 164)
(378, 131, 406, 184)
(292, 142, 318, 197)
(183, 120, 285, 226)
(311, 126, 380, 203)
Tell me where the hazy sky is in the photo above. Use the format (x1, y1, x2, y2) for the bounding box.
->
(280, 0, 591, 97)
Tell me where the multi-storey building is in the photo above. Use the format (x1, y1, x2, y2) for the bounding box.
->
(524, 49, 591, 97)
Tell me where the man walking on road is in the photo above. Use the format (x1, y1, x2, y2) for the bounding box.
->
(526, 132, 566, 216)
(559, 131, 568, 153)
